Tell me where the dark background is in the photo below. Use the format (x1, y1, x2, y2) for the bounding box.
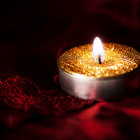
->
(0, 0, 139, 90)
(0, 0, 140, 139)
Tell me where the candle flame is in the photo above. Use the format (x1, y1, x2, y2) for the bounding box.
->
(92, 37, 105, 64)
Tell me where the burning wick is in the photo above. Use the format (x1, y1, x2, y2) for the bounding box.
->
(98, 55, 102, 64)
(92, 37, 105, 64)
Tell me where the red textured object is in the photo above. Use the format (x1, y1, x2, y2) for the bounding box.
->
(0, 75, 95, 116)
(0, 75, 38, 111)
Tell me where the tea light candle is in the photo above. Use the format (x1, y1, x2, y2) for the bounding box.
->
(58, 37, 140, 100)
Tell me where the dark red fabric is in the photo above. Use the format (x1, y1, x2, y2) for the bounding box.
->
(0, 74, 140, 140)
(0, 75, 94, 114)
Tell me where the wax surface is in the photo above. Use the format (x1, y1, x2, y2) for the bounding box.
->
(58, 43, 140, 78)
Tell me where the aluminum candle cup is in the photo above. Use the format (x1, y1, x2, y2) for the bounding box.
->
(57, 39, 140, 100)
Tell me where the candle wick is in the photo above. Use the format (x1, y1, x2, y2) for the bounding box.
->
(98, 55, 102, 64)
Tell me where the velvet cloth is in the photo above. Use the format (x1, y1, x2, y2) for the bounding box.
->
(0, 0, 140, 139)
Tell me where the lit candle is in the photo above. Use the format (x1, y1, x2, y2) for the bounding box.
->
(57, 37, 140, 100)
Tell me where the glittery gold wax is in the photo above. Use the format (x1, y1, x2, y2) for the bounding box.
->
(58, 43, 140, 78)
